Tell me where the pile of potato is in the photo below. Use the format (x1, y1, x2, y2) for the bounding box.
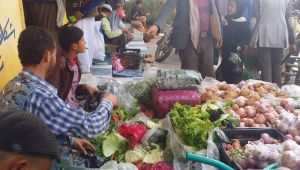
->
(240, 83, 286, 98)
(201, 82, 286, 103)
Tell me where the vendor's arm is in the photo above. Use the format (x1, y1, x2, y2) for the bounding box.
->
(25, 89, 118, 138)
(147, 0, 177, 38)
(101, 17, 123, 39)
(154, 0, 177, 32)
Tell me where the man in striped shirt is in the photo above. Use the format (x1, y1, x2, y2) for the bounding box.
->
(0, 26, 118, 155)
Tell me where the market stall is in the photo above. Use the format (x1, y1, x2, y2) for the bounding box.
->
(61, 67, 300, 170)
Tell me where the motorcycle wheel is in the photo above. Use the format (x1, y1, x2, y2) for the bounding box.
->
(155, 35, 174, 63)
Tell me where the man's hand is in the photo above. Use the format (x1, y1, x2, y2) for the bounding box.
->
(215, 39, 223, 49)
(73, 139, 96, 155)
(289, 44, 298, 54)
(121, 28, 130, 34)
(84, 85, 99, 95)
(103, 93, 118, 107)
(146, 25, 159, 39)
(221, 17, 228, 26)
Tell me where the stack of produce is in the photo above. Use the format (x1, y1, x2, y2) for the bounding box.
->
(152, 69, 203, 118)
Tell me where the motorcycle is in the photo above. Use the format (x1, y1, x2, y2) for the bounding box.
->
(155, 24, 174, 62)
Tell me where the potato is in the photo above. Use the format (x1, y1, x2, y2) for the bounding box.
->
(240, 88, 251, 97)
(232, 104, 239, 111)
(246, 98, 256, 106)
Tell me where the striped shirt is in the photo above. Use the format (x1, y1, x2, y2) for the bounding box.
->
(198, 0, 211, 32)
(1, 71, 112, 138)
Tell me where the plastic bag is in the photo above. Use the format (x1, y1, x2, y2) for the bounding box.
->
(116, 4, 126, 19)
(100, 160, 138, 170)
(112, 54, 125, 73)
(200, 77, 222, 93)
(163, 115, 219, 170)
(156, 69, 202, 91)
(119, 124, 147, 148)
(79, 73, 99, 88)
(142, 65, 159, 84)
(281, 85, 300, 99)
(96, 77, 135, 109)
(152, 86, 201, 118)
(277, 140, 300, 169)
(124, 80, 152, 105)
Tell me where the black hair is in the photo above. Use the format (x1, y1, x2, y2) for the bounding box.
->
(17, 26, 56, 67)
(136, 0, 143, 4)
(58, 25, 84, 52)
(0, 111, 59, 159)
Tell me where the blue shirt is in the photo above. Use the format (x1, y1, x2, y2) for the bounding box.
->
(0, 71, 112, 138)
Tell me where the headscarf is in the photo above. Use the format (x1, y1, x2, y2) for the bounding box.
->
(228, 0, 246, 19)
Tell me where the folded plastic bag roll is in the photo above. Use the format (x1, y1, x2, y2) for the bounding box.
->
(156, 69, 202, 90)
(152, 86, 201, 119)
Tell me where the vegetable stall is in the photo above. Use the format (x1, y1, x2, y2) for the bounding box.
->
(72, 68, 300, 170)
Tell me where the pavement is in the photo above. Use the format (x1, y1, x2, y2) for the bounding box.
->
(145, 36, 181, 69)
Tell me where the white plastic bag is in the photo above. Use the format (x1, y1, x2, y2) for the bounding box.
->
(99, 161, 138, 170)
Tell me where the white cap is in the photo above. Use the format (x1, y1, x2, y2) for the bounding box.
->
(101, 4, 113, 13)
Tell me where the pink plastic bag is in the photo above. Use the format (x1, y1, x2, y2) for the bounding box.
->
(116, 4, 126, 19)
(152, 86, 201, 119)
(112, 53, 125, 73)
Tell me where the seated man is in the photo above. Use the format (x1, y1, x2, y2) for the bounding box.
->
(130, 0, 147, 30)
(96, 4, 129, 49)
(0, 26, 118, 139)
(47, 25, 99, 109)
(0, 111, 59, 170)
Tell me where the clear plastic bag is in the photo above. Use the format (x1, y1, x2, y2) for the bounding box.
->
(281, 84, 300, 99)
(200, 77, 222, 93)
(99, 160, 138, 170)
(96, 76, 135, 109)
(142, 64, 159, 84)
(276, 140, 300, 169)
(123, 80, 152, 105)
(163, 115, 219, 170)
